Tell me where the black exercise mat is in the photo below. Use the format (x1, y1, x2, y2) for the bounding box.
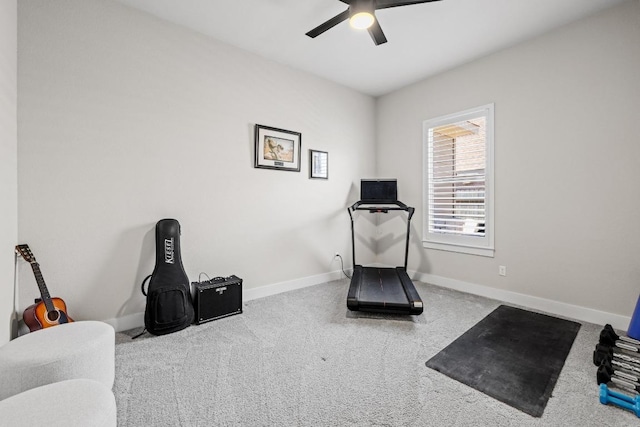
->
(426, 305, 581, 417)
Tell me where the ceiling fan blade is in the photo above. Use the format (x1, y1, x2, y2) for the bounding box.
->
(306, 9, 350, 38)
(367, 18, 388, 45)
(375, 0, 442, 10)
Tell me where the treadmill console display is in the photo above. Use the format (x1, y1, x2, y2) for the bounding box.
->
(360, 179, 397, 203)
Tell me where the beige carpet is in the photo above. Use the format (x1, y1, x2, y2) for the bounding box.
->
(114, 279, 637, 426)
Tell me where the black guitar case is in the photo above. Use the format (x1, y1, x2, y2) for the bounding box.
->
(141, 219, 194, 336)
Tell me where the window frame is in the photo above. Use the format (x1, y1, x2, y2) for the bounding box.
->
(422, 103, 495, 257)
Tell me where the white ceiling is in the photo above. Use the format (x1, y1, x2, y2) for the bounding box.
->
(113, 0, 626, 97)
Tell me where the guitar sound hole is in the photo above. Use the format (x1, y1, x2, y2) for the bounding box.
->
(47, 310, 60, 322)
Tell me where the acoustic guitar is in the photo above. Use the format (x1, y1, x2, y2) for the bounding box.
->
(16, 244, 73, 332)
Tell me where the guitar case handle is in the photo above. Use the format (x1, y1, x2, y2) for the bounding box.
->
(140, 274, 152, 297)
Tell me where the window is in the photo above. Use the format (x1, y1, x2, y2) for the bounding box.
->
(423, 104, 494, 257)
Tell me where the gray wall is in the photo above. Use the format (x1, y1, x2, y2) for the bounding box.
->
(15, 0, 639, 333)
(376, 0, 640, 322)
(17, 0, 376, 328)
(0, 0, 17, 345)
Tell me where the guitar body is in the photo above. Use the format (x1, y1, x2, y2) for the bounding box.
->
(23, 297, 73, 332)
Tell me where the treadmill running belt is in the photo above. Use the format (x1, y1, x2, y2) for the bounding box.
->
(358, 268, 408, 305)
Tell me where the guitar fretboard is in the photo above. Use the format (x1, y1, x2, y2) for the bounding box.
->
(30, 262, 55, 313)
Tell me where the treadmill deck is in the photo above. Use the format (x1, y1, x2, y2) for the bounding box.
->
(347, 266, 423, 315)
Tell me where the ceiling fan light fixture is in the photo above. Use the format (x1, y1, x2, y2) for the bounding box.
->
(307, 0, 439, 45)
(350, 12, 375, 30)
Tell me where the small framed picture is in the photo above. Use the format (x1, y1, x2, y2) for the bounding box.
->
(254, 124, 302, 172)
(309, 149, 328, 180)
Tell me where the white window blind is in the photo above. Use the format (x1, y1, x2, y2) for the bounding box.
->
(423, 104, 494, 257)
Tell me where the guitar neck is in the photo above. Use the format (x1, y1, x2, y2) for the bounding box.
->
(30, 262, 55, 313)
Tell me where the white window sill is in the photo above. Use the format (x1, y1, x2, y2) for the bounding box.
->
(423, 240, 495, 257)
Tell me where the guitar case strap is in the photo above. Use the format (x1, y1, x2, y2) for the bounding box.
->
(141, 218, 194, 336)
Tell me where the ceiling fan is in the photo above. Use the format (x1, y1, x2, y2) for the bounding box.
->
(306, 0, 442, 46)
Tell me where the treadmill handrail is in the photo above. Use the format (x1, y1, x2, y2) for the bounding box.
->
(347, 200, 415, 269)
(350, 200, 407, 210)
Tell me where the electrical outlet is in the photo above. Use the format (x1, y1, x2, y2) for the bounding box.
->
(499, 266, 507, 276)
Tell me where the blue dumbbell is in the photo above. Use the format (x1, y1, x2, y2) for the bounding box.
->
(599, 383, 640, 417)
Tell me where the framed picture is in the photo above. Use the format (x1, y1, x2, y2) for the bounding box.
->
(309, 149, 328, 180)
(254, 124, 301, 172)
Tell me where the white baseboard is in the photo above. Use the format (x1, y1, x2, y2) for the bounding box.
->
(243, 270, 346, 302)
(103, 312, 144, 333)
(103, 268, 630, 333)
(411, 270, 631, 331)
(103, 270, 347, 333)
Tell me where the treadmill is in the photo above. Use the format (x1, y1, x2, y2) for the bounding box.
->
(346, 179, 423, 315)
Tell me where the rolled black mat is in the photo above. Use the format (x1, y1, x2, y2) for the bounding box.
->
(426, 305, 581, 417)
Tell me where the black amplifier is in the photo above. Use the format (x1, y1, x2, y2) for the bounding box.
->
(192, 275, 242, 325)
